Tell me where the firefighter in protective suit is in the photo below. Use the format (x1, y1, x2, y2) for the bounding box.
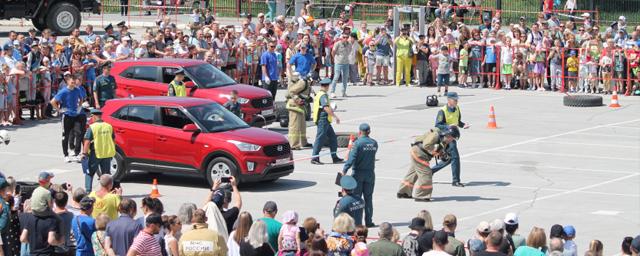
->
(286, 72, 313, 150)
(396, 126, 459, 202)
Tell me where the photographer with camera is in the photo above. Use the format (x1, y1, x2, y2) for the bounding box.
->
(205, 177, 243, 234)
(396, 126, 459, 202)
(333, 175, 365, 225)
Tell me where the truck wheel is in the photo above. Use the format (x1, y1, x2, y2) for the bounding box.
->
(205, 157, 238, 187)
(32, 15, 47, 31)
(563, 95, 603, 107)
(46, 3, 81, 35)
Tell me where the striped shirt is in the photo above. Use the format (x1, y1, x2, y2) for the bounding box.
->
(130, 230, 161, 256)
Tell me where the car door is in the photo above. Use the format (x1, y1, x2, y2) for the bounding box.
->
(152, 106, 204, 171)
(118, 66, 165, 97)
(116, 105, 159, 162)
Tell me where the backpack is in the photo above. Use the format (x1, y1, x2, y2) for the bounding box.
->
(402, 233, 421, 256)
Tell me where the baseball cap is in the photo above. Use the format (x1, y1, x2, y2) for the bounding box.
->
(63, 71, 72, 76)
(490, 219, 505, 231)
(504, 212, 519, 225)
(408, 217, 426, 231)
(476, 221, 491, 234)
(550, 224, 565, 238)
(212, 189, 225, 207)
(631, 235, 640, 253)
(38, 171, 55, 183)
(79, 197, 95, 211)
(446, 92, 459, 100)
(359, 123, 370, 132)
(340, 175, 357, 190)
(563, 225, 576, 237)
(263, 201, 278, 213)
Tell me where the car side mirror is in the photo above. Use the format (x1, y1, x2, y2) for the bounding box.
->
(185, 81, 196, 88)
(182, 124, 199, 133)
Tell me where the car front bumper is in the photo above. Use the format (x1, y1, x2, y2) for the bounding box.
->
(239, 163, 294, 182)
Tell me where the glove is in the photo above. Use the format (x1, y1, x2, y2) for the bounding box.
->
(264, 77, 271, 84)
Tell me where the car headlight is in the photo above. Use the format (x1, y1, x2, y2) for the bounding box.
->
(228, 140, 261, 152)
(219, 94, 250, 104)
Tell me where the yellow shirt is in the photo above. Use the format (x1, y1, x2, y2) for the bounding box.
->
(88, 191, 121, 220)
(394, 37, 412, 58)
(567, 57, 578, 72)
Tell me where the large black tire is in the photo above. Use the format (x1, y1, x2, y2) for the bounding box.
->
(32, 14, 47, 31)
(205, 157, 238, 187)
(563, 95, 603, 107)
(46, 3, 81, 35)
(111, 150, 128, 182)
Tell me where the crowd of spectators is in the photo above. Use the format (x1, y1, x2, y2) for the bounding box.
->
(2, 1, 640, 125)
(0, 171, 639, 256)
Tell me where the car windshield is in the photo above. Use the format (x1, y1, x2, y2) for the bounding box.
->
(184, 63, 236, 88)
(187, 103, 249, 132)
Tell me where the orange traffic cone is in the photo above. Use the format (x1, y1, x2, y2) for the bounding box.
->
(149, 179, 161, 198)
(487, 105, 498, 129)
(345, 134, 355, 160)
(609, 90, 621, 108)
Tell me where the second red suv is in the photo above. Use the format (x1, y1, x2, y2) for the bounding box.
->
(102, 97, 294, 186)
(111, 59, 276, 126)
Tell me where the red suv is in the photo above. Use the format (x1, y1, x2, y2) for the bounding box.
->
(111, 59, 276, 127)
(102, 97, 293, 186)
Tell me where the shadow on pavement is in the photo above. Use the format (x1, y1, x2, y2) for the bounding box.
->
(462, 181, 512, 187)
(432, 195, 500, 202)
(121, 172, 316, 191)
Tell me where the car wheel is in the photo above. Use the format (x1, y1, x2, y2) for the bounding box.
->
(563, 95, 603, 107)
(46, 3, 81, 35)
(111, 151, 127, 182)
(205, 157, 238, 187)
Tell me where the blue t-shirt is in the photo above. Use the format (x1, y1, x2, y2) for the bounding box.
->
(72, 214, 96, 256)
(83, 58, 98, 82)
(375, 35, 392, 56)
(288, 52, 316, 77)
(260, 51, 279, 81)
(54, 86, 86, 117)
(485, 45, 496, 64)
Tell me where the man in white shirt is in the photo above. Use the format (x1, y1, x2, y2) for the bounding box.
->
(423, 231, 451, 256)
(115, 36, 132, 60)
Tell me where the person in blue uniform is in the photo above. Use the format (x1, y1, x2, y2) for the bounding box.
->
(434, 92, 470, 187)
(333, 175, 365, 225)
(342, 123, 378, 227)
(310, 79, 344, 165)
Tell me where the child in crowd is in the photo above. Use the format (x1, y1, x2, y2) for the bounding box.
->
(563, 225, 578, 256)
(363, 41, 376, 86)
(500, 37, 514, 89)
(431, 45, 454, 95)
(567, 51, 579, 92)
(600, 52, 613, 94)
(459, 42, 470, 87)
(0, 71, 7, 126)
(223, 90, 242, 118)
(278, 210, 301, 256)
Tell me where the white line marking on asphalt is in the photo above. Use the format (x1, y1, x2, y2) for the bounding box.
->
(491, 149, 639, 161)
(461, 118, 640, 158)
(532, 140, 640, 149)
(457, 173, 640, 222)
(574, 133, 640, 139)
(610, 125, 640, 130)
(463, 160, 636, 174)
(341, 96, 505, 123)
(0, 152, 20, 156)
(591, 210, 622, 216)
